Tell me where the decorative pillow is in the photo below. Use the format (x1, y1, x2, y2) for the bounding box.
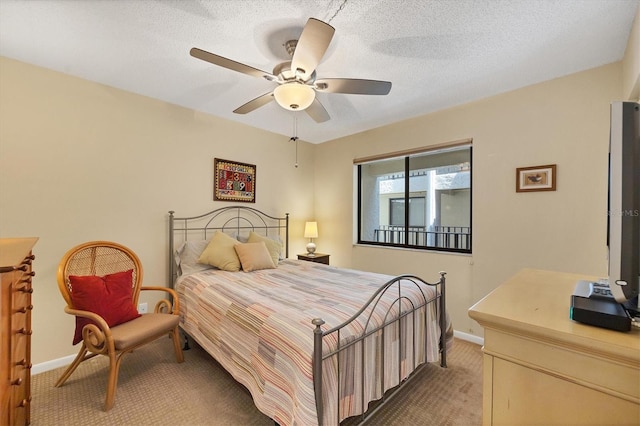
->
(234, 242, 276, 272)
(198, 231, 241, 272)
(69, 269, 141, 345)
(248, 231, 282, 265)
(175, 240, 213, 275)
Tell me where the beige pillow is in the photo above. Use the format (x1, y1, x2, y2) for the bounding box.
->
(234, 242, 276, 272)
(247, 231, 282, 266)
(197, 231, 241, 272)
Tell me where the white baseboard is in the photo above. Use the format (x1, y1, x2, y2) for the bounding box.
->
(32, 354, 76, 375)
(453, 330, 484, 346)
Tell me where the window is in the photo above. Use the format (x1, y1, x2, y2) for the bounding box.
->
(390, 197, 426, 226)
(357, 144, 472, 253)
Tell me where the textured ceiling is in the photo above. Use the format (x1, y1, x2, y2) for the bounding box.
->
(0, 0, 638, 143)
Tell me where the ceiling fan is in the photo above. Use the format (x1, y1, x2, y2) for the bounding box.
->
(190, 18, 392, 123)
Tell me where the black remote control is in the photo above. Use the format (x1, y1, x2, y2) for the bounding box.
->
(588, 281, 616, 301)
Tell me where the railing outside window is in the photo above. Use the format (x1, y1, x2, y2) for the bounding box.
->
(373, 225, 471, 250)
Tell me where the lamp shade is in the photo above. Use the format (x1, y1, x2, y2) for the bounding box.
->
(274, 83, 315, 111)
(304, 221, 318, 238)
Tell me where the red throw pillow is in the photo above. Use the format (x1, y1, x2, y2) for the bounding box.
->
(69, 269, 141, 345)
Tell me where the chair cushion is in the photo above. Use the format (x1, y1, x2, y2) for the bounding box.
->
(69, 269, 141, 345)
(110, 313, 180, 349)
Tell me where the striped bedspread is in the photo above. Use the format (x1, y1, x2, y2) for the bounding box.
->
(175, 259, 449, 425)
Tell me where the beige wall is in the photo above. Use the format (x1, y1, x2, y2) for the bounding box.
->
(623, 6, 640, 101)
(314, 63, 623, 337)
(0, 43, 634, 364)
(0, 57, 316, 364)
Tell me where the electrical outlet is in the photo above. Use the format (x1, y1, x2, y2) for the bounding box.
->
(138, 302, 148, 314)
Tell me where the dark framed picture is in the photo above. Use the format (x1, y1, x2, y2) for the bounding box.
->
(516, 164, 556, 192)
(213, 158, 256, 203)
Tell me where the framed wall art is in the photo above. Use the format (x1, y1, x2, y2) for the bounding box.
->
(213, 158, 256, 203)
(516, 164, 556, 192)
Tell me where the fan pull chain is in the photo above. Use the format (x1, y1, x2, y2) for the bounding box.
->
(288, 136, 298, 168)
(327, 0, 348, 24)
(290, 114, 299, 168)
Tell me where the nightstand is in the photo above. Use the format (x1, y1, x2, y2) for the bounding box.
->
(297, 253, 330, 265)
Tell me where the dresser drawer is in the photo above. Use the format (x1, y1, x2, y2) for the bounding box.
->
(9, 364, 29, 420)
(1, 238, 37, 426)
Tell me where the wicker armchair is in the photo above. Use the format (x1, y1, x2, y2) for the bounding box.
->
(55, 241, 184, 411)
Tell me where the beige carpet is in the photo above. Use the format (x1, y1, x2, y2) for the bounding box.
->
(31, 337, 482, 425)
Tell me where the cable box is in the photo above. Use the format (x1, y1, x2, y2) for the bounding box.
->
(570, 295, 631, 332)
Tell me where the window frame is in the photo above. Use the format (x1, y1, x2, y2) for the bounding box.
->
(356, 142, 472, 254)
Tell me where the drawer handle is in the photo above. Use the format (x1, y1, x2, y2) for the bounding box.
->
(17, 286, 33, 294)
(0, 262, 33, 273)
(18, 399, 30, 407)
(17, 328, 32, 335)
(16, 359, 32, 369)
(17, 272, 35, 279)
(11, 378, 22, 386)
(16, 305, 34, 314)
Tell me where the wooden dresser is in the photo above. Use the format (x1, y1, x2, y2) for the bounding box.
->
(469, 268, 640, 425)
(1, 238, 37, 426)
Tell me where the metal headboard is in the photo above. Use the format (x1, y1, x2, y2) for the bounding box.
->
(168, 206, 289, 286)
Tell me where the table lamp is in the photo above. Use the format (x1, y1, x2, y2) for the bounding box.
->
(304, 221, 318, 255)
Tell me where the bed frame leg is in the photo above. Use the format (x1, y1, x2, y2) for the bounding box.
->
(182, 332, 191, 351)
(312, 318, 325, 425)
(439, 271, 447, 368)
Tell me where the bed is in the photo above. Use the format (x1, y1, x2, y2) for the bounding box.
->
(168, 206, 450, 425)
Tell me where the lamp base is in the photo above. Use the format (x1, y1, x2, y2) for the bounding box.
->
(306, 242, 316, 255)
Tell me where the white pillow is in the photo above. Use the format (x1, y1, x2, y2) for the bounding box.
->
(174, 240, 213, 275)
(235, 234, 249, 243)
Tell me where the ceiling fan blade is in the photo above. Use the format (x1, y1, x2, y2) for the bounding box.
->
(315, 78, 392, 95)
(190, 47, 277, 81)
(305, 98, 330, 123)
(291, 18, 335, 81)
(233, 92, 274, 114)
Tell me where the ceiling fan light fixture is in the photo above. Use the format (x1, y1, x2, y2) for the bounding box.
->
(274, 83, 315, 111)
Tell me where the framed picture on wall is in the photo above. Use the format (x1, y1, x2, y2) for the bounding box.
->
(214, 158, 256, 203)
(516, 164, 556, 192)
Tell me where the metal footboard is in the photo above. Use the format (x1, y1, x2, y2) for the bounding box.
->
(312, 272, 447, 425)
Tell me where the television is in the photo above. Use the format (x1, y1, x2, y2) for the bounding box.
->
(607, 101, 639, 309)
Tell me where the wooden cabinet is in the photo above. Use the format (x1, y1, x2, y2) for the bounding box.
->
(468, 268, 640, 425)
(297, 253, 330, 265)
(1, 238, 37, 426)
